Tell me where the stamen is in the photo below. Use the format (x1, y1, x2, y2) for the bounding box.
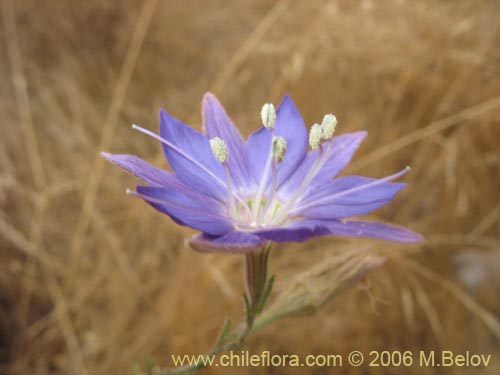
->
(209, 137, 228, 163)
(308, 123, 323, 149)
(252, 147, 273, 224)
(272, 142, 332, 224)
(277, 114, 338, 218)
(132, 124, 225, 188)
(321, 114, 337, 140)
(209, 137, 238, 218)
(272, 136, 287, 163)
(258, 160, 277, 225)
(258, 137, 287, 224)
(223, 165, 238, 217)
(261, 103, 276, 129)
(131, 124, 250, 213)
(251, 135, 284, 224)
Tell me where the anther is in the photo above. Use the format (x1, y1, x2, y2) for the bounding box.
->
(308, 123, 323, 149)
(321, 114, 337, 140)
(272, 136, 287, 163)
(261, 103, 276, 129)
(209, 137, 228, 163)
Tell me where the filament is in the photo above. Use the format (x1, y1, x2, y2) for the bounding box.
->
(251, 130, 275, 223)
(132, 124, 251, 212)
(258, 159, 278, 225)
(272, 143, 331, 224)
(223, 163, 238, 218)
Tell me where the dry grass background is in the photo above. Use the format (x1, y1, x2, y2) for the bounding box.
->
(1, 0, 499, 374)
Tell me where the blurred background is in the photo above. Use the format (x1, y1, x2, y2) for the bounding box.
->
(1, 0, 499, 374)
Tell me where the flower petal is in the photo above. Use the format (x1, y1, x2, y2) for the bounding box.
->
(256, 219, 423, 243)
(246, 127, 272, 186)
(187, 231, 267, 253)
(202, 93, 255, 193)
(255, 220, 330, 243)
(159, 109, 227, 200)
(135, 186, 233, 236)
(292, 176, 407, 219)
(279, 131, 367, 197)
(102, 152, 235, 215)
(274, 94, 308, 185)
(101, 152, 180, 187)
(323, 220, 424, 243)
(312, 131, 367, 185)
(246, 94, 308, 190)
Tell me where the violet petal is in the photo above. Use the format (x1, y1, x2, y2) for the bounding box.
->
(136, 185, 233, 236)
(292, 176, 406, 219)
(187, 231, 267, 253)
(159, 109, 227, 200)
(279, 131, 367, 197)
(257, 219, 423, 243)
(203, 93, 255, 193)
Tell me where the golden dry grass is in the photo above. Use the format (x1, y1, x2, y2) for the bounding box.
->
(1, 0, 499, 374)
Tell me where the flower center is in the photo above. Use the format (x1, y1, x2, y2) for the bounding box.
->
(232, 196, 284, 229)
(206, 102, 340, 231)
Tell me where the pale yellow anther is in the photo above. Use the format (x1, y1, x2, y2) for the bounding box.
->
(209, 137, 228, 163)
(261, 103, 276, 129)
(308, 123, 323, 149)
(321, 114, 337, 140)
(272, 136, 287, 163)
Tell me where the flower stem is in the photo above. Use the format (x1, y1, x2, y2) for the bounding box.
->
(244, 245, 271, 313)
(152, 244, 274, 375)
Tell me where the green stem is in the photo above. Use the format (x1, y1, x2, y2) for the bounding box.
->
(153, 244, 273, 375)
(243, 244, 271, 327)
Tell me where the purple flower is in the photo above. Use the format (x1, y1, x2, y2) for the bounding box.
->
(102, 93, 423, 253)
